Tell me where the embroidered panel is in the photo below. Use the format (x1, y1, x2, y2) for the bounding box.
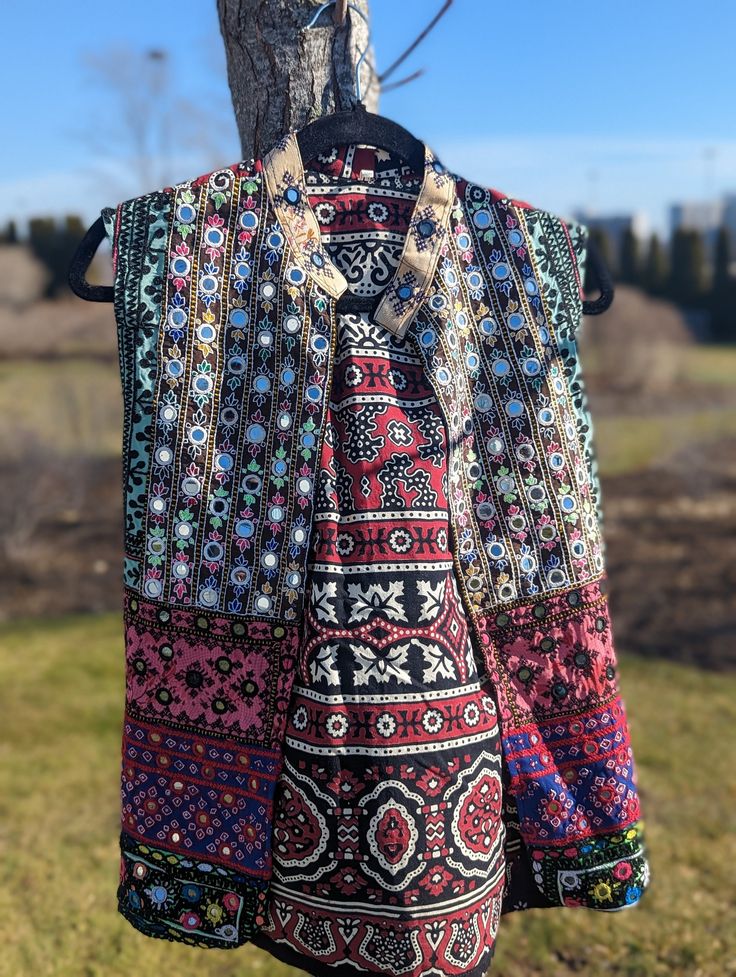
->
(136, 165, 333, 619)
(406, 182, 649, 911)
(523, 210, 606, 533)
(409, 190, 605, 612)
(472, 581, 649, 909)
(115, 589, 298, 946)
(102, 161, 339, 947)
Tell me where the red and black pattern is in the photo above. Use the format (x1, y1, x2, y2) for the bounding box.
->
(251, 304, 507, 977)
(303, 143, 423, 299)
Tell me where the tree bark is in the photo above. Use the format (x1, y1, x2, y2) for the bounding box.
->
(216, 0, 378, 161)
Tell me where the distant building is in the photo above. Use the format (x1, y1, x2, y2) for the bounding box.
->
(668, 195, 736, 272)
(670, 199, 725, 255)
(570, 210, 650, 274)
(722, 194, 736, 246)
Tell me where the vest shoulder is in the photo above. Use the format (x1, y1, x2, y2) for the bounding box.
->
(457, 176, 588, 239)
(109, 156, 263, 212)
(162, 155, 261, 194)
(456, 174, 537, 213)
(101, 158, 264, 250)
(456, 176, 589, 284)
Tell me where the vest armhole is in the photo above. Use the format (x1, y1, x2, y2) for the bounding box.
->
(100, 204, 121, 278)
(559, 216, 590, 312)
(102, 192, 170, 574)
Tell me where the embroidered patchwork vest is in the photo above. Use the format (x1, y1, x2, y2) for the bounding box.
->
(100, 129, 651, 949)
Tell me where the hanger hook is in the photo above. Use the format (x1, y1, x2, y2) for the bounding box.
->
(304, 0, 371, 103)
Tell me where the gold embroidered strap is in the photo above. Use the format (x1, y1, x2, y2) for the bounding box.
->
(372, 152, 455, 339)
(262, 130, 349, 299)
(262, 129, 456, 338)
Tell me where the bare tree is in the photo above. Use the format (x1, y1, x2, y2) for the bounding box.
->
(67, 2, 383, 204)
(215, 0, 378, 160)
(69, 40, 240, 202)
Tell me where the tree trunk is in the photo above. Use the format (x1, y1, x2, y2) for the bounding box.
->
(216, 0, 378, 161)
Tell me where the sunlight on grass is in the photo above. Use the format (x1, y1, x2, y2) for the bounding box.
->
(0, 358, 122, 460)
(678, 343, 736, 386)
(582, 342, 736, 476)
(1, 612, 734, 976)
(594, 408, 736, 476)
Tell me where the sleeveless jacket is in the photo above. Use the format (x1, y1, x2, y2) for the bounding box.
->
(100, 129, 651, 948)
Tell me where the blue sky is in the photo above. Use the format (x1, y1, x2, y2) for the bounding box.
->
(2, 0, 734, 238)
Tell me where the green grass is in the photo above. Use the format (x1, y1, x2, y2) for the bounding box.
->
(594, 407, 736, 476)
(0, 358, 122, 459)
(1, 613, 734, 976)
(585, 342, 736, 476)
(677, 343, 736, 386)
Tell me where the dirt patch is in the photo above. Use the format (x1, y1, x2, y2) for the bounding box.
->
(602, 433, 736, 672)
(0, 456, 124, 621)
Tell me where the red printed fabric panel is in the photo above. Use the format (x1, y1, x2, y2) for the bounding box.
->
(251, 311, 507, 977)
(301, 141, 422, 301)
(116, 590, 299, 947)
(473, 581, 650, 909)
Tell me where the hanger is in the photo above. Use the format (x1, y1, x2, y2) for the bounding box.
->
(67, 0, 614, 316)
(581, 234, 614, 314)
(67, 217, 113, 302)
(299, 0, 429, 315)
(297, 1, 425, 174)
(299, 1, 614, 317)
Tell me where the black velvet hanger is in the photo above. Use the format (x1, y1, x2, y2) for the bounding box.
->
(66, 173, 615, 317)
(68, 217, 112, 303)
(297, 101, 425, 175)
(581, 235, 614, 315)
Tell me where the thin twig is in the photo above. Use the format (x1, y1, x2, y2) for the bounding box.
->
(381, 68, 425, 92)
(377, 0, 453, 83)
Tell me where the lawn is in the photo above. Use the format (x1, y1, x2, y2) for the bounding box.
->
(1, 612, 734, 977)
(594, 406, 736, 476)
